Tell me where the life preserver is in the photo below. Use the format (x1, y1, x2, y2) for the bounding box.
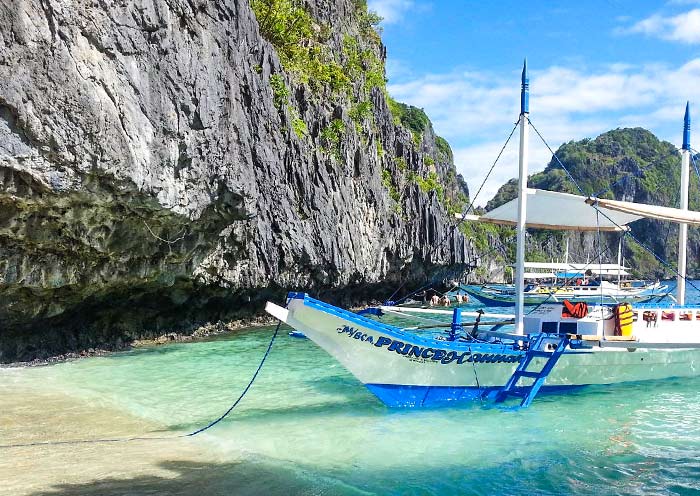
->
(562, 300, 588, 318)
(614, 303, 634, 336)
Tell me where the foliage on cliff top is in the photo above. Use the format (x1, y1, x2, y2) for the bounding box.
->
(387, 97, 429, 134)
(386, 96, 453, 159)
(252, 0, 467, 236)
(251, 0, 313, 67)
(251, 0, 382, 97)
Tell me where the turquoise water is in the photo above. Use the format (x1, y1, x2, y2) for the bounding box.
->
(3, 285, 700, 494)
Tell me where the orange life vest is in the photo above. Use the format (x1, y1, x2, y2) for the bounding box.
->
(562, 300, 588, 319)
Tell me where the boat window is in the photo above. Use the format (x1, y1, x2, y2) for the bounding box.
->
(560, 322, 577, 334)
(541, 321, 558, 333)
(661, 311, 675, 321)
(680, 311, 692, 321)
(696, 311, 700, 321)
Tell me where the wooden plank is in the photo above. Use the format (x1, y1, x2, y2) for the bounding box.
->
(603, 335, 637, 341)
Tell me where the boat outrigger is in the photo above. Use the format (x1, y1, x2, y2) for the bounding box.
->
(464, 260, 668, 306)
(266, 62, 700, 408)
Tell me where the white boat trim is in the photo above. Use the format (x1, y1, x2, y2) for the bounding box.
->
(377, 305, 515, 320)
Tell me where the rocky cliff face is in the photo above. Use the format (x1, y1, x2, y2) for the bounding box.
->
(0, 0, 471, 362)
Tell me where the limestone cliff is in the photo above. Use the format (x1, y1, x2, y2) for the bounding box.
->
(0, 0, 471, 362)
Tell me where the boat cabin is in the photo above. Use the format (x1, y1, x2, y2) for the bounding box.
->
(523, 303, 700, 345)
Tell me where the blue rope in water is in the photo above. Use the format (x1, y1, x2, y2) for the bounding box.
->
(187, 319, 282, 436)
(0, 319, 284, 449)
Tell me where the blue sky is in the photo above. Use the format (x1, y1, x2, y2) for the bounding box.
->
(368, 0, 700, 203)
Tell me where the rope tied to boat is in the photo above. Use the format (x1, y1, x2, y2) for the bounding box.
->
(186, 318, 283, 437)
(468, 345, 484, 404)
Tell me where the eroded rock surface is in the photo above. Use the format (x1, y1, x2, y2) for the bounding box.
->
(0, 0, 471, 362)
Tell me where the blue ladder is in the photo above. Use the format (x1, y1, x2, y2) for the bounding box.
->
(494, 333, 570, 408)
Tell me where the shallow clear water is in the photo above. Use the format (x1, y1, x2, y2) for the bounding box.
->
(3, 283, 700, 495)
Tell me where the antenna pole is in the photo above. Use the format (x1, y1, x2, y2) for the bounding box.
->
(678, 102, 691, 305)
(515, 60, 530, 335)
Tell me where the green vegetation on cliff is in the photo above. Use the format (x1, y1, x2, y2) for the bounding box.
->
(248, 0, 471, 283)
(252, 0, 383, 97)
(249, 0, 468, 223)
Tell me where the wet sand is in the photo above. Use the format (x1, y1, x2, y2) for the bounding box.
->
(0, 376, 363, 496)
(0, 383, 217, 496)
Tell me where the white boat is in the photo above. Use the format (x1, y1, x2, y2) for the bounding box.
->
(265, 63, 700, 408)
(267, 295, 700, 407)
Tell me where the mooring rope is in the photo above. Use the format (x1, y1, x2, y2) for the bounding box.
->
(186, 319, 282, 436)
(468, 345, 484, 404)
(0, 320, 283, 450)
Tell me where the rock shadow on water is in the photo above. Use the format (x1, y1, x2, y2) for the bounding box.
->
(27, 459, 367, 496)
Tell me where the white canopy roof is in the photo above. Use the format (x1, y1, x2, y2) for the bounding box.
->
(520, 262, 631, 277)
(459, 188, 700, 231)
(524, 272, 557, 279)
(459, 189, 641, 231)
(587, 197, 700, 225)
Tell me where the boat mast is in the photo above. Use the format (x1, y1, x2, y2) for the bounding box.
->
(617, 236, 622, 287)
(678, 102, 691, 305)
(515, 60, 530, 335)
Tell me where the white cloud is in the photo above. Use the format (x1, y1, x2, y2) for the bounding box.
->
(385, 58, 413, 81)
(622, 8, 700, 44)
(668, 0, 700, 6)
(388, 60, 700, 205)
(367, 0, 426, 24)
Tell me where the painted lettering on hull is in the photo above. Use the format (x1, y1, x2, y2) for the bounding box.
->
(336, 325, 523, 365)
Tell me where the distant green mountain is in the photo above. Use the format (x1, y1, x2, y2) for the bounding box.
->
(486, 128, 700, 279)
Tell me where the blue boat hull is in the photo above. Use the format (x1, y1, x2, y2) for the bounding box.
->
(466, 289, 516, 307)
(365, 383, 587, 407)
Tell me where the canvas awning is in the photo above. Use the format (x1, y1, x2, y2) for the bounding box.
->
(587, 197, 700, 225)
(458, 189, 642, 231)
